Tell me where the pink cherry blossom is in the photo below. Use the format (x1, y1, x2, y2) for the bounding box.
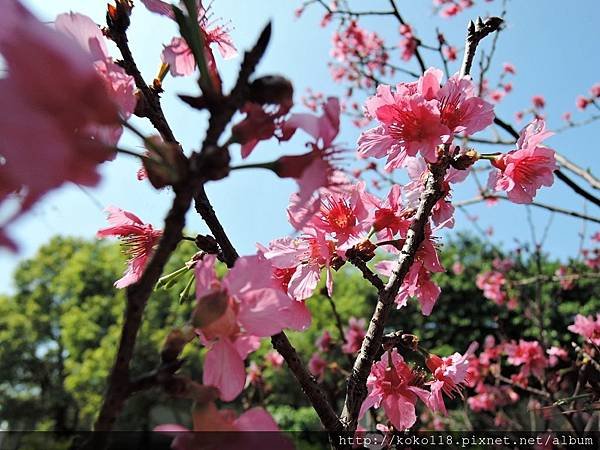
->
(309, 352, 328, 380)
(359, 349, 430, 431)
(303, 183, 373, 244)
(503, 62, 516, 74)
(194, 254, 310, 400)
(330, 20, 388, 89)
(0, 0, 120, 248)
(426, 343, 478, 414)
(476, 270, 506, 305)
(342, 317, 367, 354)
(263, 231, 338, 300)
(568, 314, 600, 346)
(97, 207, 162, 288)
(576, 95, 590, 110)
(531, 95, 546, 109)
(377, 235, 445, 315)
(546, 346, 568, 367)
(358, 68, 493, 170)
(505, 340, 548, 378)
(487, 119, 556, 204)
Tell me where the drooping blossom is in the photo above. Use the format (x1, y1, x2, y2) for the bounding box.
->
(193, 254, 310, 401)
(476, 270, 506, 305)
(263, 231, 339, 300)
(377, 234, 445, 315)
(505, 340, 548, 378)
(426, 342, 478, 414)
(358, 68, 493, 170)
(0, 0, 121, 249)
(359, 349, 430, 431)
(281, 97, 354, 229)
(97, 207, 162, 288)
(245, 361, 262, 388)
(54, 12, 136, 144)
(141, 0, 237, 79)
(576, 95, 590, 110)
(342, 317, 367, 354)
(487, 119, 556, 204)
(399, 24, 417, 61)
(503, 62, 516, 74)
(531, 95, 546, 109)
(367, 184, 411, 240)
(568, 314, 600, 346)
(452, 261, 464, 275)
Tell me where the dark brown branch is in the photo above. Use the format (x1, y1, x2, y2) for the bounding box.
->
(346, 256, 385, 291)
(271, 332, 344, 435)
(460, 16, 504, 77)
(108, 26, 177, 144)
(88, 186, 193, 449)
(340, 159, 450, 431)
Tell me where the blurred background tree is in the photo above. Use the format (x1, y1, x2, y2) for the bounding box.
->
(0, 233, 598, 438)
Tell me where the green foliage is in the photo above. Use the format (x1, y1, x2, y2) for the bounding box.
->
(0, 233, 597, 433)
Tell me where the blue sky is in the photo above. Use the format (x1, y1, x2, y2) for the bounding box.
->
(1, 0, 599, 293)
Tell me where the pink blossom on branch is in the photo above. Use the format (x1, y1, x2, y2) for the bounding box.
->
(357, 68, 493, 170)
(0, 0, 121, 249)
(193, 254, 310, 401)
(342, 317, 367, 354)
(359, 349, 431, 431)
(426, 342, 478, 414)
(487, 119, 557, 204)
(96, 207, 163, 288)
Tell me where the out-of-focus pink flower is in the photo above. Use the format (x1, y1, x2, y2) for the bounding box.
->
(467, 384, 519, 412)
(54, 12, 136, 144)
(156, 404, 288, 449)
(194, 254, 310, 401)
(265, 350, 284, 368)
(442, 45, 458, 61)
(309, 352, 327, 379)
(399, 24, 417, 61)
(503, 62, 516, 74)
(0, 0, 121, 249)
(245, 361, 262, 388)
(330, 20, 388, 89)
(97, 207, 162, 288)
(546, 346, 568, 367)
(426, 342, 478, 414)
(342, 317, 366, 354)
(562, 112, 572, 122)
(568, 314, 600, 345)
(316, 330, 333, 352)
(476, 270, 506, 305)
(591, 83, 600, 98)
(359, 349, 430, 430)
(531, 95, 546, 109)
(505, 340, 548, 378)
(452, 261, 464, 275)
(576, 95, 590, 110)
(487, 119, 556, 204)
(142, 0, 236, 81)
(555, 266, 574, 290)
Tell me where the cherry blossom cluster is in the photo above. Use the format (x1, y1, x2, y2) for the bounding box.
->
(432, 0, 495, 18)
